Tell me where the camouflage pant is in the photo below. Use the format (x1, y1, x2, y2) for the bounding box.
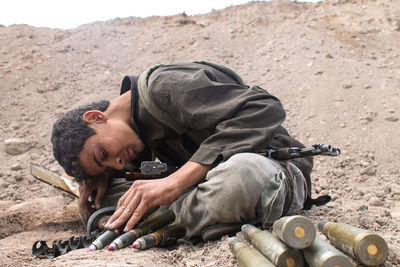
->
(100, 153, 307, 239)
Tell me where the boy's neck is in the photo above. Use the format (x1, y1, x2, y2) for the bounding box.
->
(106, 90, 132, 124)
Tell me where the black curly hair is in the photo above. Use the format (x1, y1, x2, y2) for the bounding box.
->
(51, 100, 110, 182)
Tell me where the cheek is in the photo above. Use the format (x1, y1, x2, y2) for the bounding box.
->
(103, 135, 126, 153)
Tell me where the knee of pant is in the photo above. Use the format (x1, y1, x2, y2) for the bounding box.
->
(201, 154, 276, 221)
(213, 153, 280, 183)
(201, 176, 261, 222)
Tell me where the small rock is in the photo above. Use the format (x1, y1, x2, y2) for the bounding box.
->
(0, 181, 9, 188)
(14, 173, 23, 181)
(4, 138, 30, 155)
(30, 154, 39, 160)
(11, 163, 22, 171)
(53, 82, 62, 91)
(325, 53, 333, 59)
(342, 83, 352, 89)
(385, 116, 398, 122)
(9, 122, 21, 130)
(356, 204, 368, 211)
(369, 197, 384, 207)
(339, 123, 346, 128)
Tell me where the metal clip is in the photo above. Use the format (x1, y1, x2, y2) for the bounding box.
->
(140, 161, 167, 175)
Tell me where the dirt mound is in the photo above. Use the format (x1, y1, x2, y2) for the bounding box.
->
(0, 0, 399, 265)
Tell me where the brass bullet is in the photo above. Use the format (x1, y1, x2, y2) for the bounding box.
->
(273, 215, 316, 249)
(229, 237, 276, 267)
(318, 220, 388, 266)
(242, 224, 304, 267)
(302, 235, 353, 267)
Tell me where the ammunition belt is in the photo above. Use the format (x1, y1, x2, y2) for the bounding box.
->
(32, 229, 104, 259)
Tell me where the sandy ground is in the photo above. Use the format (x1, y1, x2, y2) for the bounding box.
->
(0, 0, 399, 266)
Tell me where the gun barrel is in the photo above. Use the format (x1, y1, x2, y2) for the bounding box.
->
(273, 215, 316, 249)
(319, 221, 388, 266)
(303, 235, 353, 267)
(229, 237, 276, 267)
(242, 224, 303, 267)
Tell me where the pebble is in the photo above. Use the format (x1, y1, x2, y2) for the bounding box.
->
(30, 154, 39, 161)
(9, 122, 21, 130)
(342, 83, 352, 89)
(14, 173, 23, 181)
(4, 138, 30, 155)
(0, 180, 9, 188)
(385, 116, 398, 122)
(369, 197, 384, 207)
(11, 163, 22, 171)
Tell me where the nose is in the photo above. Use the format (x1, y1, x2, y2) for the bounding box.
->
(114, 157, 125, 170)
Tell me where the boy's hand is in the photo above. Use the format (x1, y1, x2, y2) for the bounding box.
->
(78, 173, 109, 216)
(105, 161, 211, 232)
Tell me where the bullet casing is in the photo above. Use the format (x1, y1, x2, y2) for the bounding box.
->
(133, 224, 186, 250)
(154, 223, 186, 247)
(110, 209, 175, 250)
(273, 215, 316, 249)
(229, 237, 276, 267)
(319, 221, 388, 266)
(137, 209, 175, 236)
(92, 230, 117, 250)
(111, 231, 139, 250)
(134, 234, 157, 249)
(303, 236, 352, 267)
(242, 224, 303, 267)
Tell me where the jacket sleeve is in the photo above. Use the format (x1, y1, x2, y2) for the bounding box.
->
(147, 63, 286, 165)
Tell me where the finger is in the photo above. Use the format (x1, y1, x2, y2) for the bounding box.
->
(94, 184, 107, 210)
(116, 183, 135, 210)
(106, 187, 138, 228)
(106, 180, 145, 228)
(79, 186, 91, 212)
(108, 192, 142, 230)
(124, 202, 148, 232)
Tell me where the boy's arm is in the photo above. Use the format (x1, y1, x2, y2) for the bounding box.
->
(105, 161, 211, 232)
(78, 171, 110, 217)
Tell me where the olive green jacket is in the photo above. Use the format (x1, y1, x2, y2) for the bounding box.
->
(120, 62, 313, 197)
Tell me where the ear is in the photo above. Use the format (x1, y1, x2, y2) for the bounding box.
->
(82, 110, 107, 124)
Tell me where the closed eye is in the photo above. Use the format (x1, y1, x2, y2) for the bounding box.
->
(100, 149, 108, 161)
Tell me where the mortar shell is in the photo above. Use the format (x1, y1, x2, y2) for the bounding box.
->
(303, 235, 352, 267)
(229, 237, 276, 267)
(138, 209, 175, 234)
(156, 223, 186, 247)
(111, 231, 139, 250)
(242, 224, 303, 267)
(92, 230, 117, 250)
(273, 215, 316, 249)
(319, 221, 388, 266)
(132, 234, 157, 249)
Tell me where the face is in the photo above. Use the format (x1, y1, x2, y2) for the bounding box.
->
(78, 119, 145, 176)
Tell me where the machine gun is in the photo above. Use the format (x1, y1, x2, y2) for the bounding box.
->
(264, 144, 341, 161)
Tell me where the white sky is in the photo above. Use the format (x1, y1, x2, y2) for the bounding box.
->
(0, 0, 320, 30)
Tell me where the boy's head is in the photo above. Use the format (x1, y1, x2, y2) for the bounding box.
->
(51, 100, 110, 181)
(51, 99, 145, 181)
